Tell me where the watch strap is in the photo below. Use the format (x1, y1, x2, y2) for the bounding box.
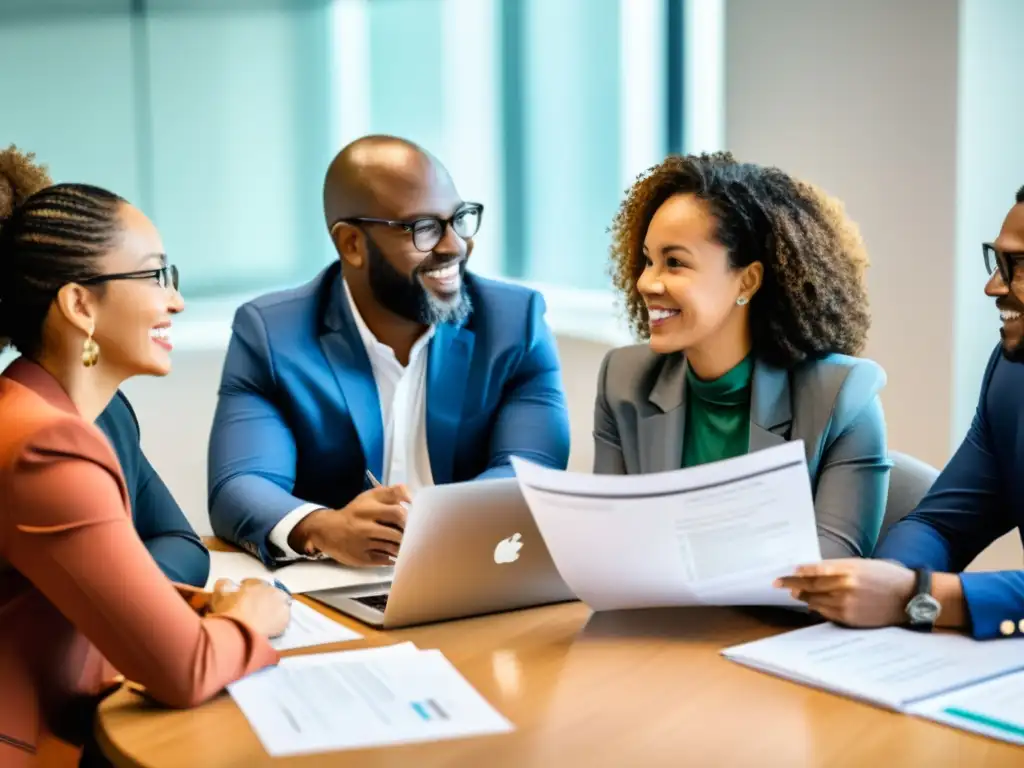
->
(913, 567, 932, 599)
(907, 567, 937, 631)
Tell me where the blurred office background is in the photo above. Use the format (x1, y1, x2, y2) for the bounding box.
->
(1, 0, 1022, 567)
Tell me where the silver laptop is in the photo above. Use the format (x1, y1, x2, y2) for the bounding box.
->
(304, 477, 575, 628)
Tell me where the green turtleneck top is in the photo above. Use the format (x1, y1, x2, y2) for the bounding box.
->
(681, 355, 754, 469)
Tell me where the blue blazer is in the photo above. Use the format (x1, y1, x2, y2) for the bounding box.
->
(877, 344, 1024, 640)
(208, 263, 571, 564)
(94, 391, 210, 587)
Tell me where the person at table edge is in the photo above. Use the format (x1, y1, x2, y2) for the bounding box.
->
(0, 146, 288, 768)
(779, 184, 1024, 640)
(207, 135, 571, 567)
(0, 156, 210, 588)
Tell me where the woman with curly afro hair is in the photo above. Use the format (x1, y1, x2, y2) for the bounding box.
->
(594, 152, 890, 560)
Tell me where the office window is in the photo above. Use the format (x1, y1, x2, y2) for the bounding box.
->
(341, 0, 671, 292)
(1, 0, 676, 301)
(144, 1, 335, 296)
(0, 1, 141, 201)
(342, 0, 506, 278)
(0, 0, 334, 300)
(506, 0, 622, 288)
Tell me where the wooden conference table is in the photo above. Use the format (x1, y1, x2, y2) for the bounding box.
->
(96, 543, 1022, 767)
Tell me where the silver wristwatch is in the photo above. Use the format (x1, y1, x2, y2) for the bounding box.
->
(905, 567, 941, 631)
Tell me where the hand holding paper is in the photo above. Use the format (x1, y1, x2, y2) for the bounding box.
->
(774, 558, 917, 627)
(775, 559, 968, 631)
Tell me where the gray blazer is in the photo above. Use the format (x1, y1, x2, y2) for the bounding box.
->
(593, 345, 891, 559)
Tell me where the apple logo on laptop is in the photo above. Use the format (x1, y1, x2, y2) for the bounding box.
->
(494, 533, 523, 564)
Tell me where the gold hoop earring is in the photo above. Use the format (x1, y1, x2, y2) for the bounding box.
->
(82, 332, 100, 368)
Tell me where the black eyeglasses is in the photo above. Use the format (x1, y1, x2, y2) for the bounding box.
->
(79, 264, 179, 291)
(335, 203, 484, 252)
(983, 243, 1024, 288)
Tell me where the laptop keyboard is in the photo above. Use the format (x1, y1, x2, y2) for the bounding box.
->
(353, 593, 389, 612)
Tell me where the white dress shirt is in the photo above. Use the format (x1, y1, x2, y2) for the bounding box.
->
(268, 279, 435, 560)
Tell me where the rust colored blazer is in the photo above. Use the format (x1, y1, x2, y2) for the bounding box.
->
(0, 360, 279, 767)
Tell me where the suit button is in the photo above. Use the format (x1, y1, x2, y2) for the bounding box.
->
(1000, 620, 1015, 636)
(1019, 619, 1024, 634)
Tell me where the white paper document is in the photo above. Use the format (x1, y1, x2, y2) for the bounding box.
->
(907, 670, 1024, 745)
(269, 600, 362, 652)
(510, 441, 821, 610)
(723, 622, 1024, 713)
(228, 644, 513, 756)
(205, 550, 393, 594)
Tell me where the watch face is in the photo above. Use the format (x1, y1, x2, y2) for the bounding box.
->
(907, 594, 941, 623)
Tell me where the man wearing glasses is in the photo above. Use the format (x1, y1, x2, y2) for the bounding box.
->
(208, 135, 570, 567)
(774, 185, 1024, 639)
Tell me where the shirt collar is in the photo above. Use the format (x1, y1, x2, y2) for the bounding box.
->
(342, 278, 435, 363)
(685, 354, 753, 407)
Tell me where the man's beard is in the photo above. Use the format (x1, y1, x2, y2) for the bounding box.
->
(1000, 329, 1024, 362)
(998, 293, 1024, 363)
(365, 236, 471, 326)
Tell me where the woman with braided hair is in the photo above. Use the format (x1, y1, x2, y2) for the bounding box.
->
(594, 152, 889, 560)
(0, 146, 289, 767)
(0, 152, 213, 589)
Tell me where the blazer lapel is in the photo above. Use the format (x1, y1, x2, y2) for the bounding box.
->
(319, 280, 384, 480)
(638, 354, 688, 473)
(426, 323, 475, 484)
(749, 360, 792, 453)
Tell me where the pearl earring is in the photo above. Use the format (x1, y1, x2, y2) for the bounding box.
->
(736, 296, 749, 306)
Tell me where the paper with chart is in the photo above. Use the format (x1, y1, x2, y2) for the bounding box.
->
(205, 550, 393, 594)
(269, 600, 362, 652)
(510, 441, 821, 610)
(228, 643, 513, 756)
(907, 669, 1024, 745)
(722, 622, 1024, 712)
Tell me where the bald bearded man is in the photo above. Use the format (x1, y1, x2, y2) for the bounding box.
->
(208, 136, 571, 567)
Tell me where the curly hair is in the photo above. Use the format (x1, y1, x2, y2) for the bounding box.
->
(0, 144, 125, 357)
(608, 151, 871, 368)
(1017, 184, 1023, 204)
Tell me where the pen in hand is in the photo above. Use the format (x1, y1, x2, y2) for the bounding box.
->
(365, 470, 413, 500)
(365, 469, 402, 563)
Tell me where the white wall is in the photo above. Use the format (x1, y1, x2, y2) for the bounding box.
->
(726, 0, 960, 470)
(724, 0, 1020, 570)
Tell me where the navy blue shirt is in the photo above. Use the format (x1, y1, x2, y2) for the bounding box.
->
(877, 345, 1024, 639)
(95, 392, 210, 587)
